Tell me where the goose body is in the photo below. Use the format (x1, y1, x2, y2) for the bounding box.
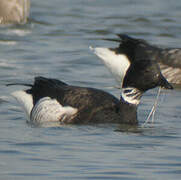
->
(9, 44, 172, 126)
(12, 77, 138, 125)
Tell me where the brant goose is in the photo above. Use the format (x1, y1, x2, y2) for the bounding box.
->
(0, 0, 30, 24)
(101, 34, 181, 85)
(8, 50, 172, 126)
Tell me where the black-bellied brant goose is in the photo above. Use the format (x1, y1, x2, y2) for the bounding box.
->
(8, 49, 172, 126)
(0, 0, 30, 24)
(100, 34, 181, 85)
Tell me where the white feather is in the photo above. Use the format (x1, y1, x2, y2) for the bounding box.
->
(91, 47, 130, 86)
(30, 97, 78, 125)
(11, 91, 78, 125)
(11, 90, 33, 118)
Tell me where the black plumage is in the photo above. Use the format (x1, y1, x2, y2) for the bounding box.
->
(18, 56, 172, 125)
(25, 76, 136, 124)
(8, 37, 173, 125)
(108, 34, 181, 84)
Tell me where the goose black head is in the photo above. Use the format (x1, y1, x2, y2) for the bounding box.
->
(121, 58, 173, 105)
(122, 58, 173, 91)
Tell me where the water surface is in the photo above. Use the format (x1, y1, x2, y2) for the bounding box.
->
(0, 0, 181, 179)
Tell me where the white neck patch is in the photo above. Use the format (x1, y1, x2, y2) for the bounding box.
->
(121, 87, 142, 105)
(91, 47, 130, 86)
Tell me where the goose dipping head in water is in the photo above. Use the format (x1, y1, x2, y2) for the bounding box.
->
(8, 43, 173, 127)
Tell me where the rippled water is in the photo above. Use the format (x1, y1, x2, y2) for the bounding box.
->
(0, 0, 181, 179)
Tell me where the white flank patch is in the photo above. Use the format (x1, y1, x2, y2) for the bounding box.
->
(11, 90, 33, 118)
(90, 47, 130, 86)
(30, 97, 78, 125)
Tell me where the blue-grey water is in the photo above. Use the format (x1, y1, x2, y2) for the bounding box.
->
(0, 0, 181, 179)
